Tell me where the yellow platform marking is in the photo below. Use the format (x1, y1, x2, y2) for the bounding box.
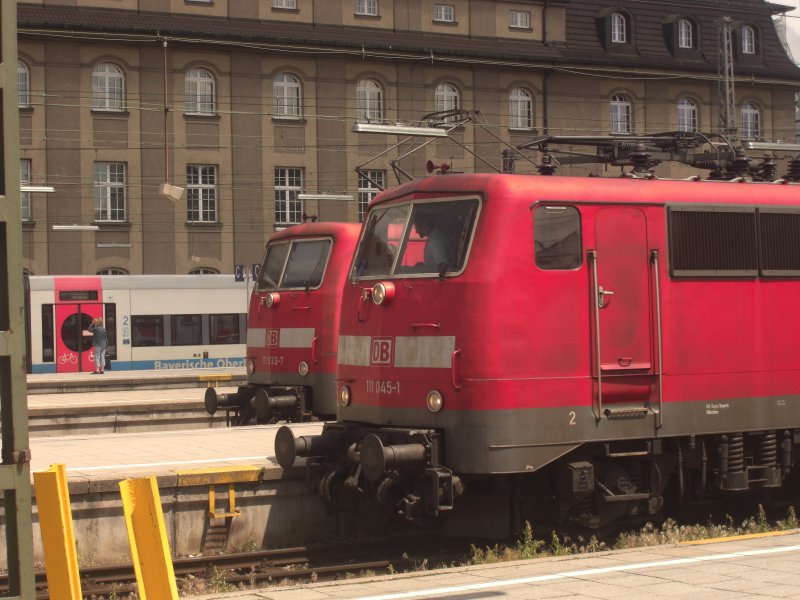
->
(680, 528, 800, 546)
(176, 466, 263, 519)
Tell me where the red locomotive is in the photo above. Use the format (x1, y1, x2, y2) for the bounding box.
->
(276, 172, 800, 533)
(206, 222, 360, 424)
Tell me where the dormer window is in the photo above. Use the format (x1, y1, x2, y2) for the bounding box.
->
(611, 12, 627, 43)
(741, 25, 756, 55)
(678, 19, 693, 49)
(597, 8, 634, 53)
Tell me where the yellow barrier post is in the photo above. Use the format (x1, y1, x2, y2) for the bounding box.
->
(33, 463, 82, 600)
(118, 477, 179, 600)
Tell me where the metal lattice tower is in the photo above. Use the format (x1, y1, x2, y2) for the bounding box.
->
(718, 17, 737, 141)
(0, 2, 37, 597)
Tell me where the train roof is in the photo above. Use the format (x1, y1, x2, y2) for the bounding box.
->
(370, 173, 800, 209)
(27, 274, 246, 291)
(267, 221, 362, 244)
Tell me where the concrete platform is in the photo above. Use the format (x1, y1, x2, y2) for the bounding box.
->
(192, 530, 800, 600)
(28, 386, 236, 436)
(22, 422, 329, 569)
(27, 366, 247, 394)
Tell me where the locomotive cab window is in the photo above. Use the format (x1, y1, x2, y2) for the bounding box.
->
(353, 198, 479, 279)
(280, 239, 332, 289)
(257, 239, 332, 290)
(534, 206, 582, 270)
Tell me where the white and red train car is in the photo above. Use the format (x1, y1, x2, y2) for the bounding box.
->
(276, 173, 800, 532)
(25, 275, 247, 374)
(205, 222, 361, 424)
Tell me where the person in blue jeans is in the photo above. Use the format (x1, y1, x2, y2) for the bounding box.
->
(88, 317, 108, 374)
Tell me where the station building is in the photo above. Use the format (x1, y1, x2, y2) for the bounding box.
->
(15, 0, 800, 275)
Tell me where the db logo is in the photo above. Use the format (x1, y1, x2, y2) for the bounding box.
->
(265, 329, 279, 346)
(370, 337, 394, 365)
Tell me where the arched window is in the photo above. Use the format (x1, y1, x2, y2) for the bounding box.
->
(185, 68, 216, 115)
(92, 62, 124, 111)
(610, 95, 632, 134)
(678, 19, 693, 49)
(741, 103, 760, 140)
(18, 60, 30, 108)
(96, 268, 129, 275)
(611, 12, 627, 43)
(274, 73, 302, 118)
(677, 97, 697, 132)
(356, 79, 383, 122)
(509, 87, 533, 130)
(741, 25, 756, 55)
(435, 82, 460, 114)
(189, 267, 220, 275)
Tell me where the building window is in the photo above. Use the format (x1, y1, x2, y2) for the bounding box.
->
(356, 79, 384, 122)
(186, 165, 218, 222)
(509, 88, 533, 130)
(509, 10, 530, 29)
(433, 4, 454, 22)
(358, 170, 385, 222)
(97, 268, 128, 275)
(741, 25, 756, 55)
(741, 103, 760, 140)
(435, 82, 460, 113)
(190, 267, 219, 274)
(274, 73, 302, 118)
(93, 162, 127, 222)
(273, 0, 297, 7)
(678, 19, 693, 49)
(677, 97, 697, 132)
(18, 61, 30, 108)
(20, 159, 31, 221)
(611, 12, 627, 43)
(610, 95, 632, 134)
(185, 68, 216, 115)
(355, 0, 378, 16)
(92, 63, 124, 111)
(275, 167, 303, 225)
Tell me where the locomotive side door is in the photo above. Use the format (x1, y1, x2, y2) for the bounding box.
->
(591, 206, 653, 418)
(54, 304, 102, 373)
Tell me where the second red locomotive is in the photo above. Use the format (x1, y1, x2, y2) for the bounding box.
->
(206, 222, 360, 424)
(277, 173, 800, 533)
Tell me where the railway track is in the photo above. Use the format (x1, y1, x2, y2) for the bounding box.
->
(3, 537, 474, 599)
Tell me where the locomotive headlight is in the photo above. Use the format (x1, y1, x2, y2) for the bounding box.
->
(339, 385, 351, 407)
(263, 292, 281, 308)
(298, 361, 309, 376)
(426, 389, 444, 413)
(246, 359, 255, 375)
(372, 282, 395, 306)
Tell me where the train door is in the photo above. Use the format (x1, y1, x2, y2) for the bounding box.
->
(54, 303, 103, 373)
(590, 207, 653, 418)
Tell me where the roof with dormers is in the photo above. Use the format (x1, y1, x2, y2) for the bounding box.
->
(16, 1, 800, 81)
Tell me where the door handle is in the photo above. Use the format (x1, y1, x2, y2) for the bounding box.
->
(598, 285, 615, 308)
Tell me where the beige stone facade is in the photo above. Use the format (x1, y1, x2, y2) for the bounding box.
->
(16, 0, 800, 275)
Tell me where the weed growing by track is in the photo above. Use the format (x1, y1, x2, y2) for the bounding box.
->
(470, 505, 799, 564)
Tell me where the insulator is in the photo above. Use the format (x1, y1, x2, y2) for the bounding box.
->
(732, 148, 752, 178)
(690, 158, 721, 170)
(758, 157, 778, 182)
(755, 431, 778, 466)
(785, 158, 800, 182)
(537, 153, 557, 176)
(728, 432, 745, 473)
(630, 143, 653, 175)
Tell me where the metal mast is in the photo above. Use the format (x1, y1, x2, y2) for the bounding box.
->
(718, 17, 737, 141)
(0, 1, 37, 597)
